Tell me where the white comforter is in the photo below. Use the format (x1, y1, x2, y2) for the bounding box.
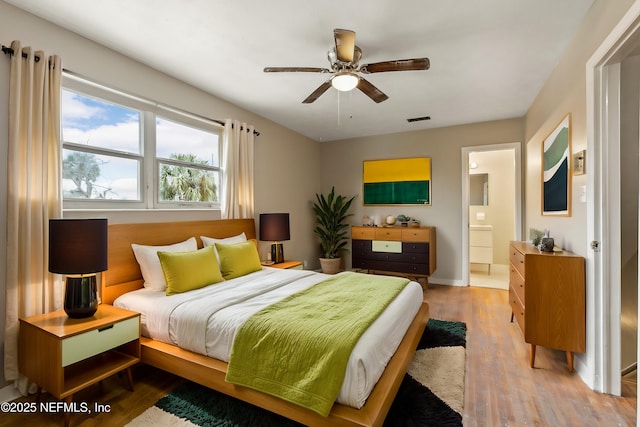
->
(114, 267, 423, 408)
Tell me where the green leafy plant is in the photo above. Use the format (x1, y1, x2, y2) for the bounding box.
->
(312, 187, 356, 259)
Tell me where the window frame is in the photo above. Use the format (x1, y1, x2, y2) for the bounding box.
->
(61, 74, 223, 210)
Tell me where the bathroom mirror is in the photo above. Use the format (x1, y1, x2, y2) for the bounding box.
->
(470, 173, 488, 206)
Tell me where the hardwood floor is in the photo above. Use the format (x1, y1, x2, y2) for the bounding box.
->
(1, 285, 636, 426)
(427, 284, 636, 427)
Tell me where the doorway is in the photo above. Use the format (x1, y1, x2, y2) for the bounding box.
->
(461, 143, 522, 288)
(587, 1, 640, 398)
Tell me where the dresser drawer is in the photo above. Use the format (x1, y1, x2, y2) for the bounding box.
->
(374, 228, 401, 241)
(509, 264, 525, 304)
(403, 242, 429, 254)
(510, 245, 525, 277)
(372, 240, 402, 253)
(509, 287, 525, 333)
(352, 239, 372, 254)
(62, 316, 139, 367)
(360, 259, 430, 275)
(352, 227, 376, 240)
(401, 228, 430, 242)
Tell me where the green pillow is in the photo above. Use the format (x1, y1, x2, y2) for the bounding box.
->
(215, 241, 262, 280)
(158, 246, 224, 295)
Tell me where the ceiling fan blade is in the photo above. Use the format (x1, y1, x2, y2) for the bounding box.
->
(334, 28, 356, 63)
(302, 80, 332, 104)
(360, 58, 430, 74)
(357, 78, 389, 103)
(264, 67, 330, 73)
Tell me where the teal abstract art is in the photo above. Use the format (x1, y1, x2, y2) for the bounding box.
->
(542, 114, 571, 216)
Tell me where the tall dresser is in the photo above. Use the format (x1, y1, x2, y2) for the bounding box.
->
(351, 226, 436, 287)
(509, 241, 585, 373)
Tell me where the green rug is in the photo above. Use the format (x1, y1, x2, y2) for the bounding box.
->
(127, 319, 466, 427)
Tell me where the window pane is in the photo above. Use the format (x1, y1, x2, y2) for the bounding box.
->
(62, 89, 141, 154)
(62, 149, 140, 200)
(156, 118, 219, 166)
(159, 162, 219, 202)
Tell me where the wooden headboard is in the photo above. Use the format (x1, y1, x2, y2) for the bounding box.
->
(101, 219, 256, 304)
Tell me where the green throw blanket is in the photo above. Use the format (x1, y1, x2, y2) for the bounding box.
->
(225, 271, 409, 416)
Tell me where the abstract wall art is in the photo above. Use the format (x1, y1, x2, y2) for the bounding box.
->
(363, 157, 431, 205)
(542, 114, 572, 216)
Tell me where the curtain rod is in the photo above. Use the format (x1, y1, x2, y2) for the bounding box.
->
(2, 44, 259, 137)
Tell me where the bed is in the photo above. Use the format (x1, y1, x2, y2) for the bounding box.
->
(102, 219, 430, 427)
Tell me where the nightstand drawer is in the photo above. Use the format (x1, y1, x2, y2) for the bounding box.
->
(62, 316, 139, 367)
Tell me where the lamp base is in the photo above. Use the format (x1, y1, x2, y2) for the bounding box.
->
(64, 275, 98, 318)
(270, 243, 284, 264)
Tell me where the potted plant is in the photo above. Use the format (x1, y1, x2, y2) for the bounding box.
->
(312, 187, 356, 274)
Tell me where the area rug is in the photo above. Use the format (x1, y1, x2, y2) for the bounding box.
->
(126, 318, 466, 427)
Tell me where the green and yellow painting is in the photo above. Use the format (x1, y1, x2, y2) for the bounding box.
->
(363, 157, 431, 205)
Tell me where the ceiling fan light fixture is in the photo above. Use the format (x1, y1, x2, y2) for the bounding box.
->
(331, 72, 359, 92)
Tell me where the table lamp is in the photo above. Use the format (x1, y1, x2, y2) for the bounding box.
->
(259, 213, 290, 264)
(49, 218, 108, 318)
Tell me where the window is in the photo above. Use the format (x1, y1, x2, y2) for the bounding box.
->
(61, 75, 222, 209)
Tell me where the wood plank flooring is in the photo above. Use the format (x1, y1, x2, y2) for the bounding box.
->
(0, 285, 636, 426)
(427, 284, 636, 426)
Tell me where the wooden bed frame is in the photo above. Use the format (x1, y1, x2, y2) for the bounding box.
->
(102, 219, 430, 427)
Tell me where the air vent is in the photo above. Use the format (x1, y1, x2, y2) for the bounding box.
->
(407, 116, 431, 123)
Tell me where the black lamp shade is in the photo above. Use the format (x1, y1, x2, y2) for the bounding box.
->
(259, 213, 290, 242)
(49, 219, 108, 274)
(260, 213, 290, 264)
(49, 218, 108, 319)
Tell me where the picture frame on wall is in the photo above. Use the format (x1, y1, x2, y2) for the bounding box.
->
(542, 113, 572, 216)
(362, 157, 431, 205)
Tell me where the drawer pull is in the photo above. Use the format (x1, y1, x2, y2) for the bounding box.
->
(98, 325, 114, 332)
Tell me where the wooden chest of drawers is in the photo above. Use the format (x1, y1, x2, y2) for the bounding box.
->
(352, 226, 436, 285)
(508, 241, 585, 372)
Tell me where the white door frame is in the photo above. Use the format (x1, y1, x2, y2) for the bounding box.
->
(586, 0, 640, 395)
(461, 143, 523, 287)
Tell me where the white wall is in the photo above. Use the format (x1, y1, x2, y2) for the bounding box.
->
(319, 119, 524, 285)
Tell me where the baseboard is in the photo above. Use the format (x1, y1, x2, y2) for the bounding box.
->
(428, 277, 466, 287)
(0, 383, 20, 403)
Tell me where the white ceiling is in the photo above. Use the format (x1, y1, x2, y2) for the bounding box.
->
(6, 0, 594, 141)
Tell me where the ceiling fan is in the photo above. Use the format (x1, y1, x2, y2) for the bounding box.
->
(264, 29, 430, 104)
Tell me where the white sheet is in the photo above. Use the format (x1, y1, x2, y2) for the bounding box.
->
(114, 267, 423, 408)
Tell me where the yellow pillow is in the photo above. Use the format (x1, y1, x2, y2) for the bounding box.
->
(215, 241, 262, 280)
(158, 246, 224, 295)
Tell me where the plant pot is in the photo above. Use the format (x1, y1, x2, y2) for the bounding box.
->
(319, 257, 341, 274)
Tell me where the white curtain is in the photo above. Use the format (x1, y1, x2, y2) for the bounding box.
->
(221, 119, 255, 219)
(4, 41, 63, 394)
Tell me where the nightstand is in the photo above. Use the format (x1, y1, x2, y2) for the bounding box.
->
(18, 305, 140, 426)
(270, 260, 303, 270)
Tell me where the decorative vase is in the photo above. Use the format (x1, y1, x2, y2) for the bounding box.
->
(319, 257, 341, 274)
(539, 237, 554, 252)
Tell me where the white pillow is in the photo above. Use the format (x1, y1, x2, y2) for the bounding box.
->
(131, 237, 198, 291)
(201, 233, 247, 264)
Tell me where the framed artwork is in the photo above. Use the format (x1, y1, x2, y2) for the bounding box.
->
(542, 114, 572, 216)
(363, 157, 431, 205)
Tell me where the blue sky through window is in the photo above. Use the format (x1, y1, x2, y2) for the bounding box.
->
(61, 89, 220, 202)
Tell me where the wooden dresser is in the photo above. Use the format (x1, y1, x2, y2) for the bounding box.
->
(508, 241, 585, 372)
(352, 226, 436, 286)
